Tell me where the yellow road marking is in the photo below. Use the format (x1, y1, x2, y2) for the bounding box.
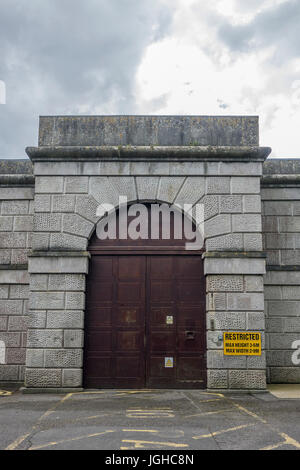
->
(193, 423, 255, 440)
(0, 390, 13, 396)
(230, 397, 300, 450)
(260, 433, 300, 451)
(122, 429, 159, 433)
(5, 393, 73, 450)
(185, 409, 233, 418)
(29, 430, 115, 450)
(121, 439, 188, 449)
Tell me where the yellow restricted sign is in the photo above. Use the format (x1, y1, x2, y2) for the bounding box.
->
(223, 332, 261, 356)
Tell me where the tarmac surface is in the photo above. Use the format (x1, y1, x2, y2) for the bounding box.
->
(1, 385, 300, 451)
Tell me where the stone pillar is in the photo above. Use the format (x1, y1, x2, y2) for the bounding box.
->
(205, 254, 266, 390)
(25, 253, 89, 390)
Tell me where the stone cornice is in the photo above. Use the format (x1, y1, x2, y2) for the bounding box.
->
(0, 174, 35, 186)
(261, 174, 300, 187)
(26, 145, 271, 163)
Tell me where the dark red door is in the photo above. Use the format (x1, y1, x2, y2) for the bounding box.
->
(84, 254, 206, 389)
(146, 256, 206, 388)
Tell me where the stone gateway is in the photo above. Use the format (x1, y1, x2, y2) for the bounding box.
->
(0, 115, 299, 391)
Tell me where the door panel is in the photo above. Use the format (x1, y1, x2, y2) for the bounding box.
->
(84, 255, 146, 388)
(146, 255, 206, 389)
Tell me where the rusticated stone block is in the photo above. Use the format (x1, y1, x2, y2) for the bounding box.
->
(46, 311, 84, 329)
(206, 233, 243, 251)
(175, 177, 205, 206)
(62, 368, 83, 387)
(231, 177, 260, 194)
(157, 177, 185, 204)
(52, 195, 75, 213)
(63, 214, 94, 238)
(25, 368, 62, 388)
(6, 348, 26, 364)
(220, 195, 242, 213)
(65, 177, 89, 194)
(27, 311, 47, 329)
(206, 177, 230, 194)
(27, 329, 63, 348)
(204, 214, 231, 239)
(35, 177, 64, 194)
(50, 233, 87, 251)
(244, 275, 264, 292)
(26, 349, 44, 367)
(207, 350, 246, 369)
(270, 368, 300, 384)
(65, 292, 85, 310)
(207, 312, 247, 331)
(30, 292, 65, 310)
(34, 194, 51, 212)
(207, 370, 228, 389)
(48, 274, 85, 292)
(207, 275, 243, 292)
(44, 349, 83, 368)
(64, 330, 84, 348)
(75, 195, 99, 223)
(232, 214, 262, 232)
(228, 370, 266, 389)
(0, 365, 19, 381)
(243, 195, 261, 213)
(2, 200, 29, 215)
(227, 293, 264, 311)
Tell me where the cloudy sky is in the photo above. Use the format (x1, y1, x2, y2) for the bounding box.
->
(0, 0, 300, 158)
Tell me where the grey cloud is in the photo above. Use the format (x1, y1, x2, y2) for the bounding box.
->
(217, 0, 300, 60)
(0, 0, 172, 156)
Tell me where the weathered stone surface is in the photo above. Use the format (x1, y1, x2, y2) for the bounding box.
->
(204, 215, 231, 239)
(46, 311, 84, 329)
(62, 368, 83, 387)
(44, 349, 83, 368)
(64, 330, 84, 348)
(228, 370, 266, 389)
(157, 177, 185, 204)
(175, 177, 205, 206)
(25, 368, 62, 388)
(48, 274, 85, 292)
(204, 258, 266, 275)
(220, 195, 242, 213)
(207, 370, 228, 389)
(50, 233, 87, 251)
(38, 116, 259, 147)
(206, 275, 244, 292)
(206, 233, 243, 251)
(35, 177, 64, 194)
(227, 293, 264, 311)
(29, 255, 89, 274)
(232, 214, 262, 232)
(207, 311, 247, 331)
(30, 292, 65, 310)
(243, 195, 261, 213)
(52, 195, 76, 213)
(65, 176, 89, 194)
(27, 329, 63, 348)
(232, 177, 260, 194)
(63, 214, 94, 239)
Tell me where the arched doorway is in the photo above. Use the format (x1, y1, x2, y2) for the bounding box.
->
(84, 203, 206, 389)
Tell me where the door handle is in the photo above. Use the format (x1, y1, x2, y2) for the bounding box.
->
(185, 331, 195, 340)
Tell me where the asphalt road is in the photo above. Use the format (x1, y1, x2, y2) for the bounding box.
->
(1, 387, 300, 451)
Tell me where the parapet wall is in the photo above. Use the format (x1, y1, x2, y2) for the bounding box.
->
(262, 159, 300, 383)
(0, 160, 33, 383)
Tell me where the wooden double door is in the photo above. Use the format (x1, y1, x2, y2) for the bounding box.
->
(84, 254, 206, 389)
